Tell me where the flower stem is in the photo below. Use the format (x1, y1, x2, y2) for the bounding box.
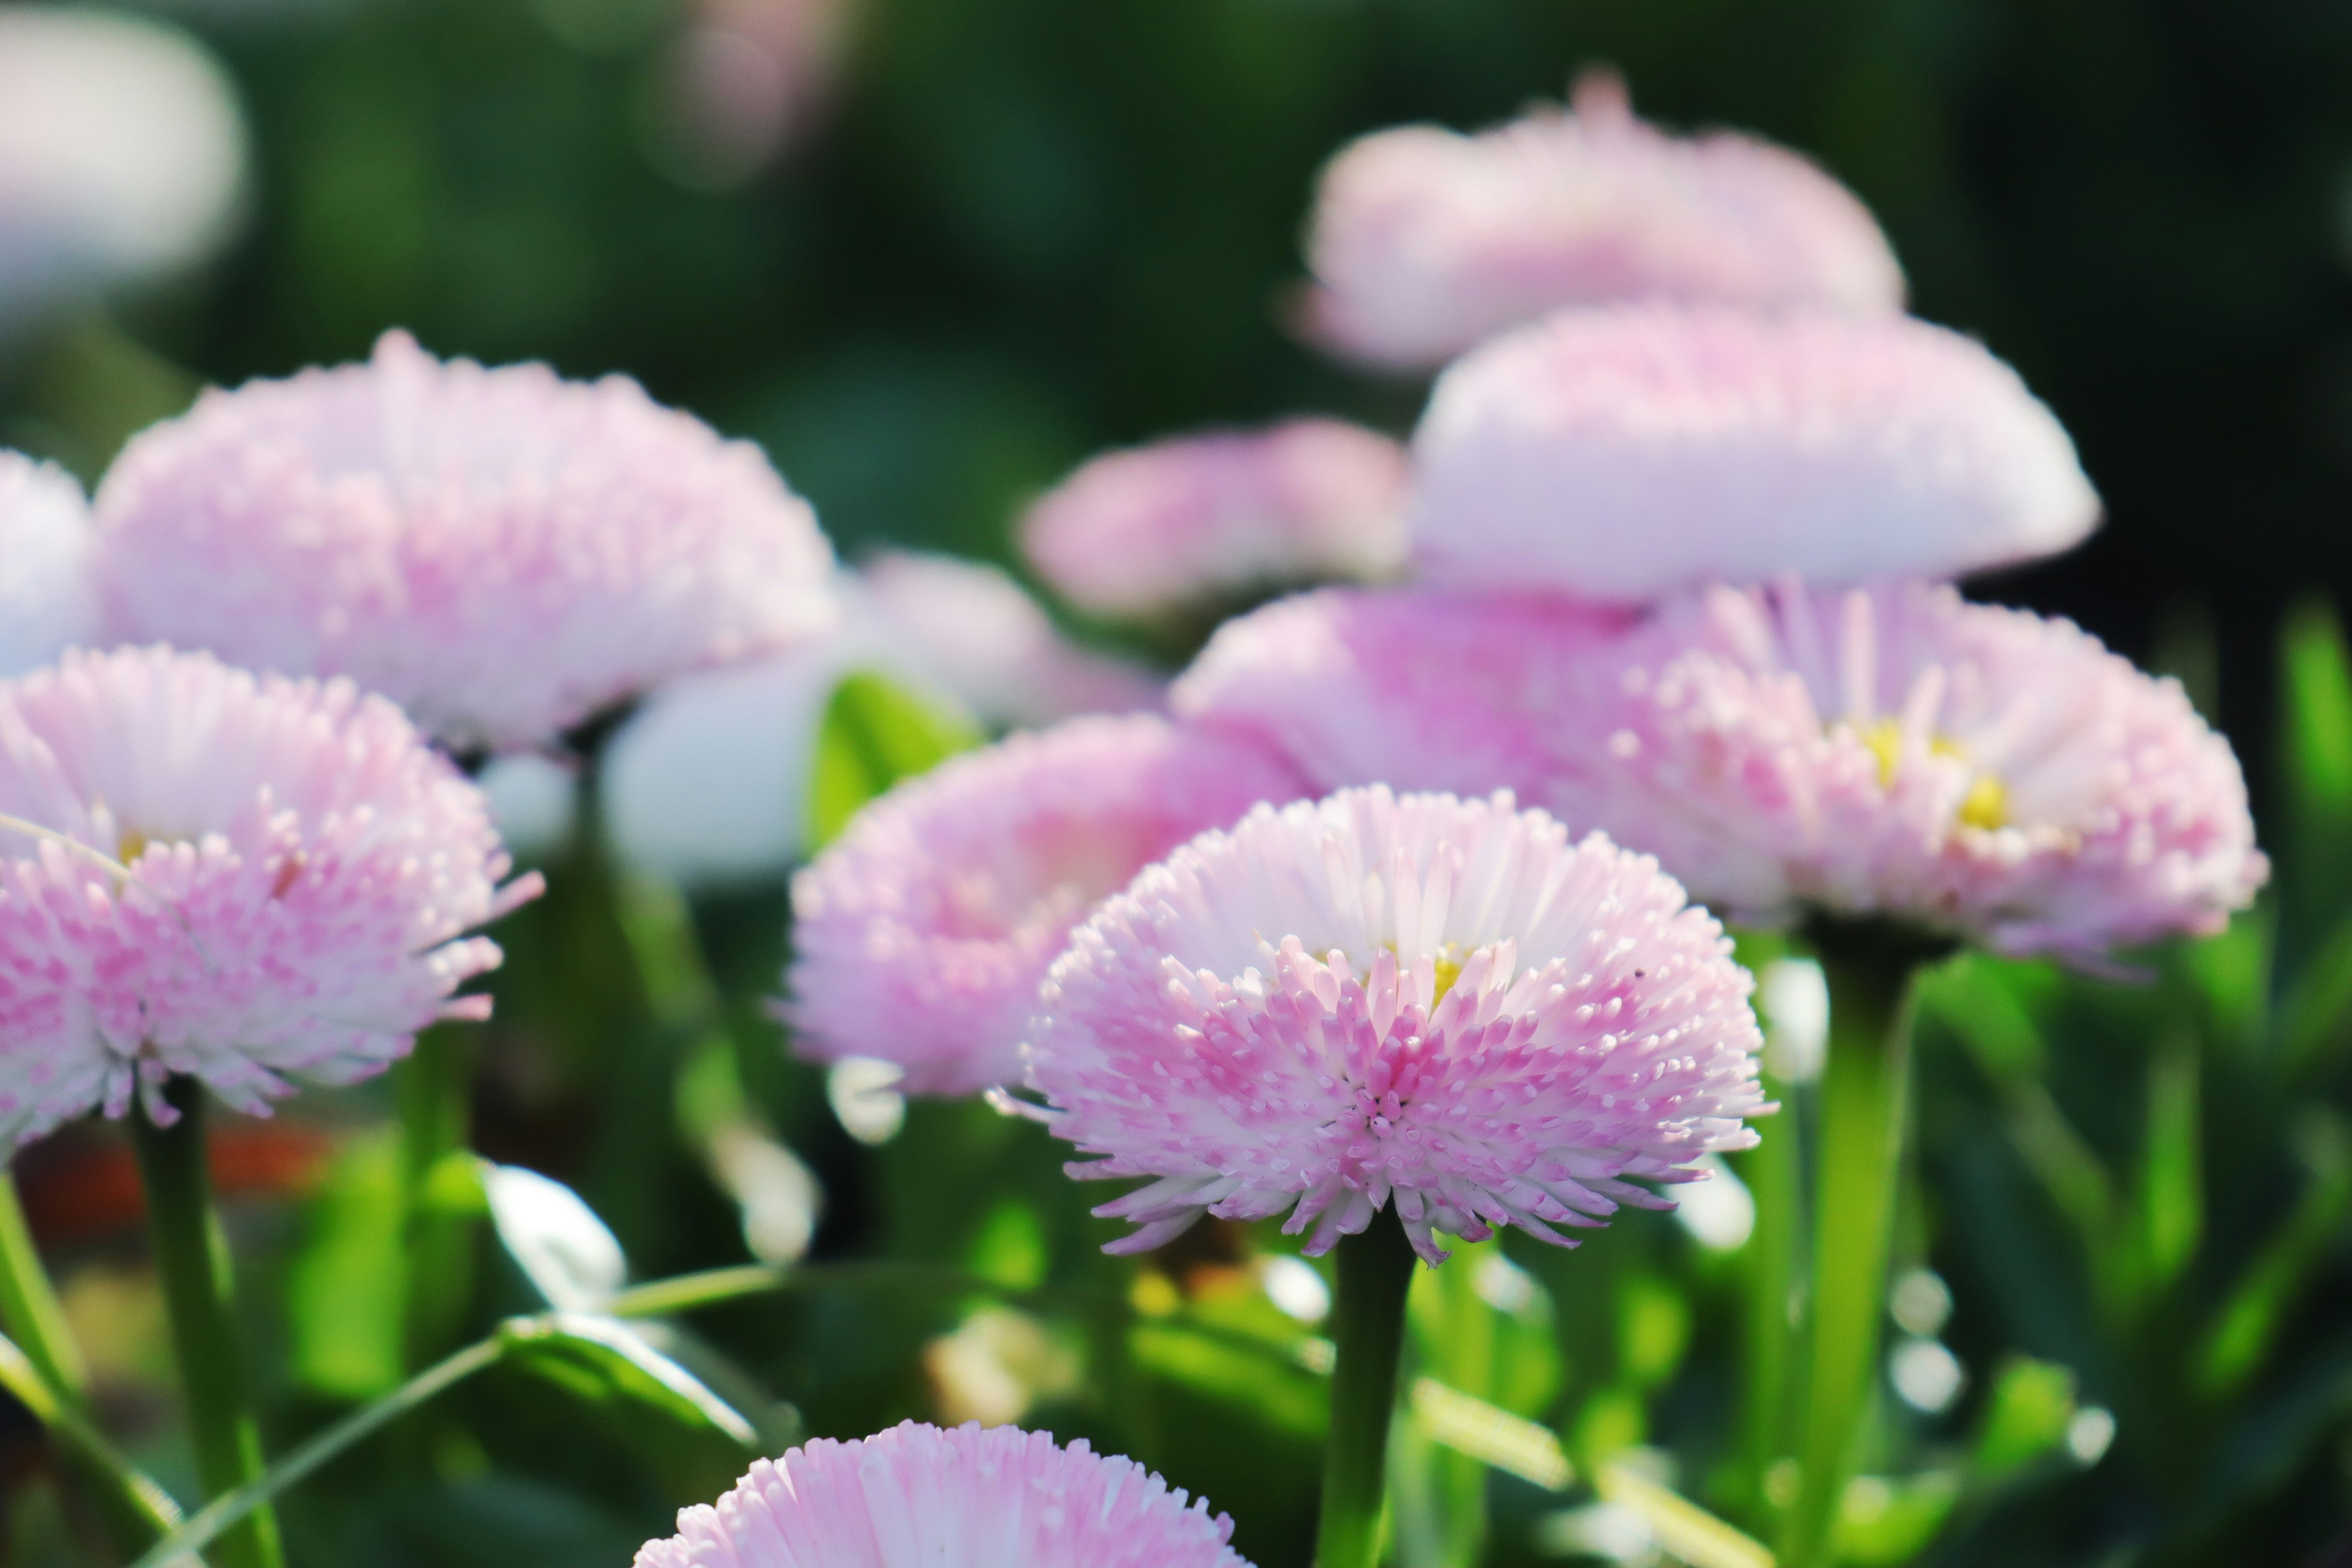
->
(396, 1025, 475, 1366)
(0, 1172, 86, 1401)
(130, 1077, 284, 1568)
(1316, 1207, 1418, 1568)
(1730, 1068, 1800, 1523)
(1779, 923, 1941, 1568)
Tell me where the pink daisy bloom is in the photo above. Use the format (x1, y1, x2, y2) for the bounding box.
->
(785, 714, 1303, 1095)
(1023, 785, 1768, 1265)
(1409, 304, 2100, 601)
(1302, 71, 1903, 373)
(1019, 419, 1409, 621)
(1579, 580, 2267, 959)
(0, 453, 94, 676)
(636, 1420, 1249, 1568)
(0, 646, 539, 1152)
(1172, 586, 1632, 805)
(92, 330, 835, 753)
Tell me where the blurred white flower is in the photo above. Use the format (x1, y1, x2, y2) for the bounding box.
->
(827, 1056, 907, 1145)
(645, 0, 857, 188)
(0, 9, 246, 326)
(0, 453, 93, 674)
(1759, 957, 1830, 1082)
(1260, 1255, 1331, 1324)
(482, 1163, 627, 1313)
(2067, 1406, 2116, 1466)
(601, 556, 1158, 887)
(478, 752, 578, 859)
(1670, 1155, 1756, 1253)
(1888, 1337, 1966, 1414)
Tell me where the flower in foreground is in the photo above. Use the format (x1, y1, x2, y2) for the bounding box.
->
(0, 453, 94, 676)
(1023, 785, 1768, 1264)
(1409, 304, 2100, 601)
(1172, 585, 1631, 805)
(1301, 70, 1902, 373)
(635, 1420, 1249, 1568)
(94, 330, 835, 753)
(785, 714, 1302, 1095)
(0, 646, 539, 1153)
(1019, 418, 1409, 622)
(1580, 580, 2267, 959)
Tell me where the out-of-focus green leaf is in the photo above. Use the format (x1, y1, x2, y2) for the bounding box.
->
(1129, 1320, 1328, 1439)
(1595, 1457, 1776, 1568)
(2279, 908, 2352, 1079)
(1970, 1357, 2078, 1480)
(805, 670, 983, 850)
(2279, 598, 2352, 960)
(1619, 1271, 1691, 1390)
(288, 1129, 409, 1401)
(2195, 1110, 2352, 1398)
(2177, 908, 2272, 1054)
(2135, 1031, 2204, 1296)
(1830, 1471, 1964, 1565)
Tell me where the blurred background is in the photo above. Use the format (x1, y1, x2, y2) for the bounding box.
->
(5, 1, 2352, 1566)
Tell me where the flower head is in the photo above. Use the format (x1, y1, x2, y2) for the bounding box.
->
(1172, 586, 1631, 804)
(1019, 419, 1409, 621)
(1410, 305, 2100, 601)
(0, 646, 538, 1152)
(0, 10, 245, 322)
(94, 330, 835, 753)
(636, 1420, 1248, 1568)
(786, 714, 1303, 1095)
(1580, 581, 2266, 958)
(1302, 72, 1902, 372)
(0, 453, 94, 675)
(1024, 786, 1768, 1264)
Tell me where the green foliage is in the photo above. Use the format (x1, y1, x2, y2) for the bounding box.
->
(804, 670, 984, 850)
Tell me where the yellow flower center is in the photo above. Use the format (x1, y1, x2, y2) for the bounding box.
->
(1431, 956, 1463, 1006)
(117, 831, 149, 865)
(1856, 721, 2008, 831)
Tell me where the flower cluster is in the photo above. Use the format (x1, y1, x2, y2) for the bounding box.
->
(1020, 418, 1409, 621)
(94, 330, 835, 753)
(1408, 304, 2101, 601)
(1023, 786, 1769, 1263)
(1302, 70, 1903, 372)
(785, 714, 1303, 1093)
(636, 1421, 1250, 1568)
(0, 646, 537, 1152)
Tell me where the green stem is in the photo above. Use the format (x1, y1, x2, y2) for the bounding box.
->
(394, 1026, 476, 1366)
(0, 1171, 86, 1401)
(128, 1336, 502, 1568)
(1730, 1070, 1800, 1523)
(1779, 925, 1939, 1568)
(130, 1079, 283, 1568)
(1316, 1208, 1418, 1568)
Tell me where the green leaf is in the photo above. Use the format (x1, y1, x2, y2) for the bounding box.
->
(2133, 1031, 2204, 1296)
(805, 670, 983, 851)
(2195, 1110, 2352, 1398)
(499, 1314, 760, 1449)
(287, 1129, 409, 1401)
(1830, 1471, 1964, 1566)
(1970, 1356, 2077, 1480)
(2279, 598, 2352, 959)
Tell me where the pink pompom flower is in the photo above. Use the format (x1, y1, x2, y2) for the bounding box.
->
(785, 714, 1303, 1095)
(1580, 580, 2267, 959)
(0, 646, 540, 1152)
(1023, 785, 1768, 1265)
(1019, 419, 1409, 622)
(1172, 586, 1632, 805)
(1409, 304, 2100, 601)
(636, 1420, 1250, 1568)
(1302, 71, 1904, 373)
(0, 452, 94, 676)
(93, 330, 835, 753)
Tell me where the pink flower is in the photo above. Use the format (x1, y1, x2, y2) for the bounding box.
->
(1023, 786, 1768, 1264)
(1579, 581, 2267, 959)
(0, 453, 94, 676)
(0, 646, 539, 1152)
(861, 551, 1162, 726)
(785, 714, 1303, 1095)
(1019, 419, 1409, 620)
(636, 1420, 1249, 1568)
(93, 331, 835, 753)
(1172, 586, 1632, 805)
(1409, 304, 2100, 601)
(1302, 71, 1903, 372)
